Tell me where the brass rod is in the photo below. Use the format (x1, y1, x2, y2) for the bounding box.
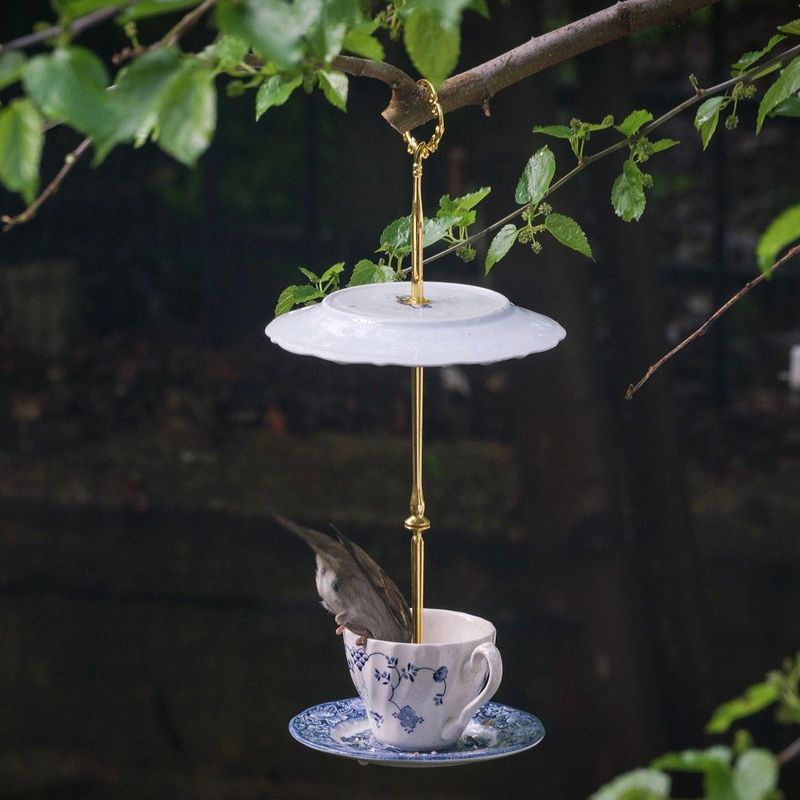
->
(409, 153, 426, 304)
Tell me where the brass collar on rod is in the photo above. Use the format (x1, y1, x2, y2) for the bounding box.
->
(401, 80, 443, 643)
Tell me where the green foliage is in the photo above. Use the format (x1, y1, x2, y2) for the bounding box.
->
(756, 56, 800, 133)
(756, 202, 800, 272)
(485, 224, 518, 274)
(342, 19, 384, 60)
(0, 51, 27, 90)
(274, 262, 345, 315)
(317, 68, 348, 111)
(544, 212, 593, 259)
(707, 682, 780, 734)
(731, 34, 786, 75)
(611, 159, 647, 222)
(615, 109, 654, 138)
(589, 768, 670, 800)
(515, 146, 556, 205)
(348, 259, 395, 286)
(120, 0, 203, 22)
(695, 96, 728, 149)
(0, 99, 43, 204)
(402, 8, 460, 88)
(255, 74, 303, 119)
(533, 114, 613, 162)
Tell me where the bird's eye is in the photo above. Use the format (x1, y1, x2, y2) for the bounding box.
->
(332, 580, 340, 593)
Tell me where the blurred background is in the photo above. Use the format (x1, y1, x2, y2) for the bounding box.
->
(1, 0, 799, 797)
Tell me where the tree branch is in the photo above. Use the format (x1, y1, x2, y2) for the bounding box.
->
(1, 137, 92, 232)
(778, 734, 800, 766)
(0, 4, 129, 54)
(374, 0, 723, 133)
(625, 244, 800, 400)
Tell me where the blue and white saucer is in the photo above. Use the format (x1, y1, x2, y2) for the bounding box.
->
(289, 698, 545, 767)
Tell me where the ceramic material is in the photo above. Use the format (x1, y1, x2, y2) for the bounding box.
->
(342, 608, 502, 751)
(288, 698, 545, 767)
(265, 281, 566, 367)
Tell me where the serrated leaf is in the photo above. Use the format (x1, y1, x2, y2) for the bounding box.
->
(293, 284, 325, 303)
(255, 74, 302, 119)
(706, 681, 779, 734)
(771, 95, 800, 117)
(320, 261, 345, 282)
(23, 46, 113, 139)
(348, 259, 395, 286)
(298, 267, 319, 282)
(731, 34, 786, 74)
(694, 96, 726, 149)
(380, 216, 412, 253)
(318, 69, 348, 111)
(515, 145, 556, 205)
(0, 52, 26, 91)
(403, 8, 460, 87)
(208, 34, 250, 71)
(157, 60, 217, 166)
(757, 56, 800, 133)
(531, 124, 573, 139)
(586, 114, 615, 131)
(296, 0, 361, 64)
(403, 0, 472, 29)
(485, 224, 518, 274)
(615, 109, 653, 137)
(733, 750, 778, 800)
(545, 213, 593, 259)
(590, 768, 670, 800)
(0, 99, 43, 204)
(342, 19, 384, 60)
(649, 138, 679, 153)
(611, 159, 646, 222)
(778, 19, 800, 35)
(275, 285, 298, 315)
(217, 0, 305, 70)
(93, 46, 184, 162)
(755, 204, 800, 272)
(453, 186, 491, 210)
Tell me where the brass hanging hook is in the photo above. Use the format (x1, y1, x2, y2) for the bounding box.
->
(399, 80, 444, 644)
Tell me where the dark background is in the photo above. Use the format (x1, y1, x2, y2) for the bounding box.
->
(1, 1, 800, 797)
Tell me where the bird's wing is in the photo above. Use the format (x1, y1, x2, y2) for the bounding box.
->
(336, 531, 412, 639)
(273, 514, 343, 562)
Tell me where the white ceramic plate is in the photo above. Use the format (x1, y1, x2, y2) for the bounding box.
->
(288, 698, 545, 767)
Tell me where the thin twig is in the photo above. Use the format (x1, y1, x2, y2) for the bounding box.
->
(625, 244, 800, 400)
(777, 734, 800, 766)
(423, 40, 800, 268)
(113, 0, 216, 64)
(0, 4, 128, 54)
(1, 137, 92, 232)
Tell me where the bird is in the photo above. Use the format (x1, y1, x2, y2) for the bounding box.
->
(274, 515, 412, 645)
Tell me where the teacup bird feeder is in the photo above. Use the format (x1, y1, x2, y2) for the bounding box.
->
(267, 81, 561, 765)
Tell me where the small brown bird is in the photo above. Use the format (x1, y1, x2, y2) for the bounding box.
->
(275, 515, 412, 645)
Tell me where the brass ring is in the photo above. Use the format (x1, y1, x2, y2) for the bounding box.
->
(402, 79, 444, 159)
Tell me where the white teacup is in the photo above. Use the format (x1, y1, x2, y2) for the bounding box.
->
(343, 608, 503, 751)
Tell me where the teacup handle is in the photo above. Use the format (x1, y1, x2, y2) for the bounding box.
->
(441, 642, 503, 740)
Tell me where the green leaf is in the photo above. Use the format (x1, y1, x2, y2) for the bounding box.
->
(757, 56, 800, 133)
(531, 124, 573, 139)
(649, 138, 679, 153)
(755, 204, 800, 272)
(298, 267, 320, 282)
(585, 114, 615, 131)
(733, 750, 778, 800)
(23, 46, 113, 139)
(778, 19, 800, 36)
(207, 34, 250, 72)
(53, 0, 118, 17)
(468, 0, 490, 18)
(342, 19, 384, 60)
(694, 96, 726, 150)
(611, 159, 646, 222)
(320, 261, 345, 283)
(255, 74, 302, 119)
(771, 95, 800, 117)
(453, 186, 491, 210)
(615, 109, 654, 137)
(157, 60, 217, 166)
(217, 0, 305, 70)
(348, 259, 395, 286)
(590, 768, 670, 800)
(379, 215, 412, 254)
(292, 284, 325, 303)
(296, 0, 361, 64)
(653, 746, 732, 773)
(706, 681, 779, 734)
(731, 34, 786, 74)
(544, 213, 593, 259)
(93, 46, 184, 161)
(485, 224, 518, 274)
(275, 285, 299, 315)
(119, 0, 201, 21)
(404, 0, 472, 29)
(515, 145, 556, 205)
(0, 99, 43, 204)
(0, 51, 26, 91)
(403, 8, 460, 88)
(318, 69, 348, 111)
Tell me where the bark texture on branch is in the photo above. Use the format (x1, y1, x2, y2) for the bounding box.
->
(352, 0, 721, 133)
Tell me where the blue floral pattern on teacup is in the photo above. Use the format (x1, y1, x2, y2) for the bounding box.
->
(346, 645, 449, 735)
